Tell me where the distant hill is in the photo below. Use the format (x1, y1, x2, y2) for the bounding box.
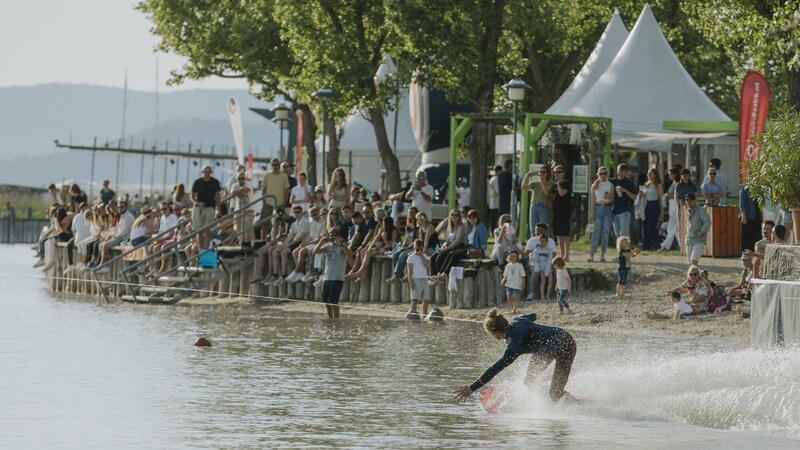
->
(0, 84, 284, 188)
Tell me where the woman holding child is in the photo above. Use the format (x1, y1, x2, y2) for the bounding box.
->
(644, 264, 712, 320)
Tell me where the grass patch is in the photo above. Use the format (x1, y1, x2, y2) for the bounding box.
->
(0, 185, 50, 219)
(583, 267, 614, 291)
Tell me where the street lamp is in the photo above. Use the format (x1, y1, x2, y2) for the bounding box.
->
(502, 77, 531, 229)
(272, 103, 290, 161)
(312, 87, 336, 188)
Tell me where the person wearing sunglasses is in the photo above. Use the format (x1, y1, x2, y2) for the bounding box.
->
(667, 265, 710, 310)
(550, 165, 572, 261)
(588, 167, 613, 262)
(429, 208, 467, 284)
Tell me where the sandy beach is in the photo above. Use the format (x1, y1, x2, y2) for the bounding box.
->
(184, 248, 751, 343)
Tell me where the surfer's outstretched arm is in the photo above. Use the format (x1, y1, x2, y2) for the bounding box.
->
(453, 345, 522, 402)
(453, 385, 473, 402)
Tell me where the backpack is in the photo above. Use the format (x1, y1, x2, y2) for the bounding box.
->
(707, 285, 731, 313)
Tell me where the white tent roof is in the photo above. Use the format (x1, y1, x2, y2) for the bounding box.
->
(335, 91, 420, 154)
(547, 4, 731, 152)
(546, 9, 628, 115)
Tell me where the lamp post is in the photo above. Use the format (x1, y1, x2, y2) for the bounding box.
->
(502, 78, 532, 229)
(272, 103, 290, 161)
(312, 87, 336, 188)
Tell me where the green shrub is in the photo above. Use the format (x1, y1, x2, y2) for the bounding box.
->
(583, 267, 613, 291)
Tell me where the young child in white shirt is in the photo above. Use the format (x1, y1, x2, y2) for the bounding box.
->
(528, 234, 553, 301)
(502, 250, 526, 313)
(406, 239, 432, 319)
(646, 291, 693, 320)
(552, 256, 572, 314)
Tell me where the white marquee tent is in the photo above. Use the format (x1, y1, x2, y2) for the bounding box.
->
(546, 4, 732, 152)
(546, 9, 628, 115)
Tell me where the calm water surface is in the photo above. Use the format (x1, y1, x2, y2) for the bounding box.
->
(1, 245, 799, 448)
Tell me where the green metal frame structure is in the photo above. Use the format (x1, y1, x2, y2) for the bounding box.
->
(449, 112, 613, 242)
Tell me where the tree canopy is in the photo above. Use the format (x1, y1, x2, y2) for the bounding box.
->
(138, 0, 793, 213)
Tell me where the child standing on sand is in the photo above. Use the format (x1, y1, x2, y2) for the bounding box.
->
(502, 250, 525, 313)
(552, 257, 572, 314)
(529, 233, 554, 301)
(616, 236, 639, 298)
(406, 239, 431, 319)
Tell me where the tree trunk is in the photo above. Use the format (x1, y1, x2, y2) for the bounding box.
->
(325, 115, 339, 184)
(367, 106, 402, 195)
(786, 56, 800, 111)
(465, 0, 505, 220)
(298, 104, 318, 186)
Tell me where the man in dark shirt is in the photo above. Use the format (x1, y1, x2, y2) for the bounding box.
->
(610, 163, 637, 240)
(282, 162, 297, 189)
(191, 164, 222, 250)
(497, 160, 512, 217)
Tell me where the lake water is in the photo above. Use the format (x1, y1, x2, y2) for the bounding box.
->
(1, 244, 799, 448)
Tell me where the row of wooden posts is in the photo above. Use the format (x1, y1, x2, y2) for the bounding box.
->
(45, 243, 509, 309)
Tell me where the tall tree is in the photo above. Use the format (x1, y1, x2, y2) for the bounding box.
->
(273, 2, 403, 193)
(136, 0, 324, 184)
(392, 0, 507, 220)
(686, 0, 800, 110)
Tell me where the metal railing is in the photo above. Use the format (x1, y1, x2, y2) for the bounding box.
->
(92, 194, 276, 302)
(1, 218, 50, 244)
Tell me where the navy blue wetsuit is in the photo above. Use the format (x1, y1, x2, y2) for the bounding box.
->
(469, 313, 576, 400)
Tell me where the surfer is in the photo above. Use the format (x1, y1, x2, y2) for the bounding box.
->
(453, 308, 577, 402)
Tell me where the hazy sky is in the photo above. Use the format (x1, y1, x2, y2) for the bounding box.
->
(1, 0, 250, 92)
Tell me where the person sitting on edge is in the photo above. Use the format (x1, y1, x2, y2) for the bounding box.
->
(286, 206, 326, 283)
(265, 207, 306, 286)
(453, 308, 577, 402)
(270, 207, 310, 286)
(646, 291, 694, 320)
(387, 207, 419, 284)
(728, 251, 755, 299)
(250, 208, 292, 284)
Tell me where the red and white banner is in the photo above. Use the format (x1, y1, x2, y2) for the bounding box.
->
(738, 71, 771, 180)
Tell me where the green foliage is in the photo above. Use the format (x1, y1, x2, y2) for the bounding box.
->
(583, 267, 614, 291)
(744, 107, 800, 209)
(685, 0, 800, 110)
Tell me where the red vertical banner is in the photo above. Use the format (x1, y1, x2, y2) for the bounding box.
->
(738, 71, 771, 181)
(247, 153, 254, 179)
(295, 111, 304, 173)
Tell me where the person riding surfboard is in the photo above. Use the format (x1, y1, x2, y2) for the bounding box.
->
(453, 308, 577, 404)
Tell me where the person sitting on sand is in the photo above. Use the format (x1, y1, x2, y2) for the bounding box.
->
(728, 251, 755, 300)
(646, 291, 693, 320)
(452, 308, 577, 402)
(667, 265, 710, 311)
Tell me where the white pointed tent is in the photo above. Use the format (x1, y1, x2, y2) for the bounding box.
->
(546, 9, 628, 114)
(546, 4, 731, 152)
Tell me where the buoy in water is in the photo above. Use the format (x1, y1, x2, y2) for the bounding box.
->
(425, 307, 444, 322)
(194, 337, 212, 347)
